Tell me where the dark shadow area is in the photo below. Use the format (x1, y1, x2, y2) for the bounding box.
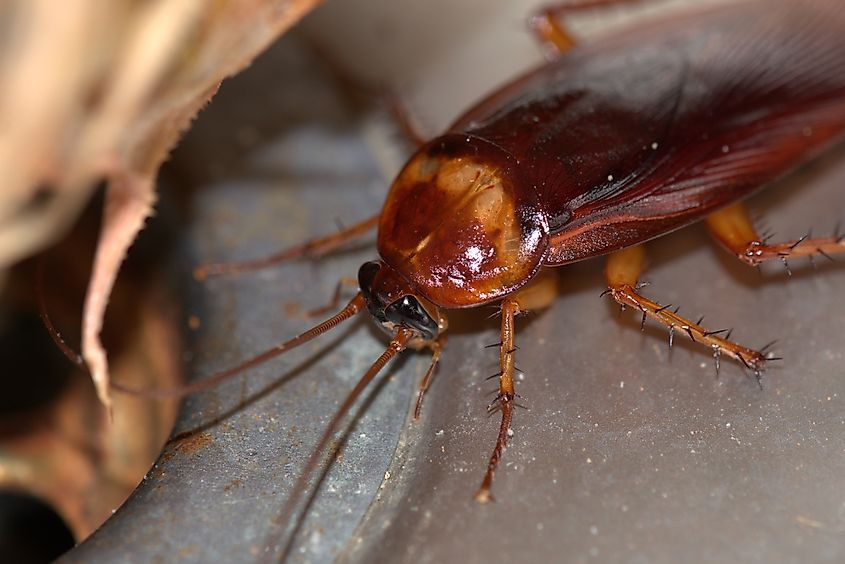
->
(0, 309, 72, 417)
(0, 491, 75, 564)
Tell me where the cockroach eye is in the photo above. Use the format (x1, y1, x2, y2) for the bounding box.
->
(357, 260, 382, 311)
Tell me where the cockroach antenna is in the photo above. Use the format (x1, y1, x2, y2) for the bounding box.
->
(39, 254, 369, 400)
(193, 216, 379, 281)
(109, 294, 368, 399)
(36, 256, 85, 369)
(260, 328, 413, 563)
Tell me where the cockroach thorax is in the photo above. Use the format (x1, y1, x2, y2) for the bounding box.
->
(377, 134, 548, 309)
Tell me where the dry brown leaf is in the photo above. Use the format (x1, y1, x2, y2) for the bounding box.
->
(0, 0, 323, 408)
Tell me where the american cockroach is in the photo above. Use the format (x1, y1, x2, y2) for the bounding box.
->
(65, 0, 845, 559)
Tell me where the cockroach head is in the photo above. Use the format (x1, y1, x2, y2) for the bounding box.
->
(357, 260, 447, 349)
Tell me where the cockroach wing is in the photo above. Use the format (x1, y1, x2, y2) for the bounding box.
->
(452, 0, 845, 266)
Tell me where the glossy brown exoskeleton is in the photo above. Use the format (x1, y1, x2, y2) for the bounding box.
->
(192, 0, 845, 526)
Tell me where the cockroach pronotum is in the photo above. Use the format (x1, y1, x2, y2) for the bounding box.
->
(62, 0, 845, 559)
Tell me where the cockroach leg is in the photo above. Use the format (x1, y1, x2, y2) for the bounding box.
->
(474, 269, 557, 503)
(529, 7, 577, 58)
(705, 202, 845, 271)
(193, 214, 379, 280)
(384, 89, 430, 148)
(413, 339, 443, 419)
(308, 40, 430, 147)
(604, 245, 768, 380)
(307, 277, 359, 318)
(475, 298, 520, 504)
(529, 0, 647, 59)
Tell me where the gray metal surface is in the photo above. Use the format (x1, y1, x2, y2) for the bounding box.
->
(67, 7, 845, 564)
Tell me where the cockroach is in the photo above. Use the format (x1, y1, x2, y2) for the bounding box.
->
(100, 0, 845, 557)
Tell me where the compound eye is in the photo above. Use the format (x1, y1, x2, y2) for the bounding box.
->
(357, 261, 382, 299)
(384, 295, 438, 339)
(357, 260, 388, 321)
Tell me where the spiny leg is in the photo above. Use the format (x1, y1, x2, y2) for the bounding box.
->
(475, 298, 519, 504)
(706, 202, 845, 273)
(530, 0, 647, 58)
(474, 269, 558, 503)
(604, 245, 770, 383)
(193, 214, 379, 280)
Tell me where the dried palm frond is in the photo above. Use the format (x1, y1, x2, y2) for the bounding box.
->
(0, 0, 322, 407)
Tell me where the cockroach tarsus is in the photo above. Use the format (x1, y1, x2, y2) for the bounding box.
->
(172, 0, 845, 557)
